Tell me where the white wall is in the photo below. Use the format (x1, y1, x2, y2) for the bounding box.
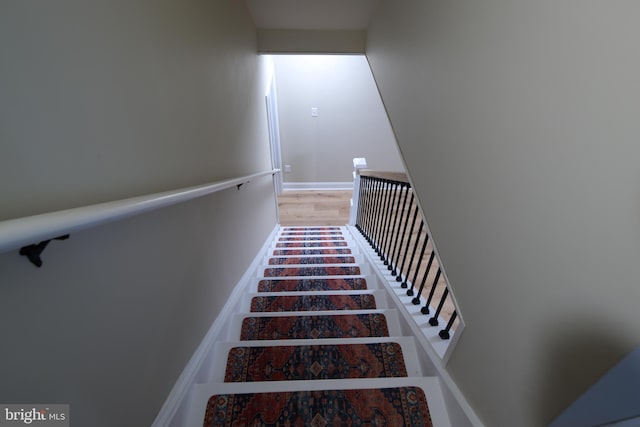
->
(273, 55, 404, 183)
(367, 2, 640, 426)
(0, 1, 277, 426)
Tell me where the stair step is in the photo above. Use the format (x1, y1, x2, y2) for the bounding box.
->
(185, 377, 450, 427)
(280, 230, 344, 236)
(281, 226, 344, 231)
(261, 265, 366, 277)
(239, 312, 392, 341)
(204, 337, 424, 383)
(271, 247, 355, 256)
(247, 293, 378, 312)
(241, 290, 389, 312)
(222, 309, 403, 342)
(266, 255, 360, 265)
(274, 240, 350, 248)
(278, 235, 346, 241)
(223, 342, 410, 382)
(252, 276, 374, 292)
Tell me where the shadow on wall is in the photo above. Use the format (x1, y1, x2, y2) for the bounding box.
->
(536, 321, 634, 425)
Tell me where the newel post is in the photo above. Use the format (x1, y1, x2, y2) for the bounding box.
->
(349, 157, 368, 225)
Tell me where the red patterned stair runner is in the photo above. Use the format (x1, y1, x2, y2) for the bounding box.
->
(250, 294, 376, 312)
(257, 277, 367, 292)
(273, 248, 352, 255)
(268, 256, 356, 265)
(224, 342, 407, 382)
(203, 387, 433, 427)
(276, 241, 348, 248)
(239, 313, 389, 340)
(281, 231, 342, 235)
(202, 226, 438, 427)
(264, 266, 361, 277)
(279, 236, 345, 241)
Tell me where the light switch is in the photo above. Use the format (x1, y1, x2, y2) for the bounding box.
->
(311, 107, 318, 117)
(284, 164, 292, 173)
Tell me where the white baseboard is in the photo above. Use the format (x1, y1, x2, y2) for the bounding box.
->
(151, 224, 280, 427)
(283, 182, 353, 191)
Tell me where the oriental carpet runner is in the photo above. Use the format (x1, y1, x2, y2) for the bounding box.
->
(272, 248, 352, 256)
(239, 313, 389, 340)
(194, 226, 446, 426)
(250, 294, 376, 312)
(257, 278, 368, 292)
(224, 342, 407, 382)
(281, 231, 342, 235)
(279, 235, 345, 241)
(203, 387, 433, 427)
(268, 256, 356, 265)
(264, 266, 361, 277)
(276, 241, 349, 248)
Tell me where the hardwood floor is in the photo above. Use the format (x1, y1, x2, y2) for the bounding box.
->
(277, 190, 352, 226)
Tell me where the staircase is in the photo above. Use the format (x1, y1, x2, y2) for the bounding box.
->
(183, 226, 451, 426)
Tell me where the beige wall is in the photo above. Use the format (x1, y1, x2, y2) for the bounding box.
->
(0, 1, 277, 426)
(0, 0, 272, 221)
(273, 55, 404, 183)
(257, 30, 367, 54)
(367, 1, 640, 426)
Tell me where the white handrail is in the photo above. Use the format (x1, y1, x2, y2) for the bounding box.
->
(0, 169, 280, 254)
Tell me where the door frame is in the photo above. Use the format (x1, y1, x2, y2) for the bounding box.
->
(266, 73, 284, 195)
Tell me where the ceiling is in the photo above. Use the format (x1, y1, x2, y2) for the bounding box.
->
(244, 0, 380, 31)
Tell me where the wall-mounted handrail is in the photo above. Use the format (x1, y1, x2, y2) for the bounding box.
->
(0, 169, 280, 255)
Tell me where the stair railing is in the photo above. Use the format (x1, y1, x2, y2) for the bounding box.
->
(351, 166, 461, 343)
(0, 169, 280, 265)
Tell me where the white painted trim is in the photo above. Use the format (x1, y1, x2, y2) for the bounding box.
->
(149, 224, 280, 427)
(265, 69, 284, 196)
(0, 170, 280, 254)
(347, 225, 485, 427)
(349, 157, 368, 225)
(283, 182, 353, 191)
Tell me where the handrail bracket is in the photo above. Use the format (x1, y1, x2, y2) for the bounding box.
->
(19, 234, 70, 268)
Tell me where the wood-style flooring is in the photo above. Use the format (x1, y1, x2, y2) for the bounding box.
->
(278, 190, 351, 226)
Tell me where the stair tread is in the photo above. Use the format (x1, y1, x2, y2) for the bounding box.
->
(186, 377, 450, 427)
(249, 293, 377, 312)
(275, 241, 350, 247)
(223, 342, 409, 382)
(262, 266, 364, 277)
(255, 276, 372, 292)
(225, 309, 403, 341)
(272, 248, 354, 255)
(248, 289, 384, 296)
(207, 337, 424, 383)
(239, 312, 392, 340)
(267, 256, 357, 265)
